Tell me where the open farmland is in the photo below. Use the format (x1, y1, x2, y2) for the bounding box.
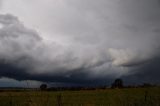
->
(0, 87, 159, 106)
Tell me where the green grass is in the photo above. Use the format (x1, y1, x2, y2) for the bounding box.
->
(0, 87, 159, 106)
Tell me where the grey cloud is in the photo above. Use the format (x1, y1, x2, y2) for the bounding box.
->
(0, 14, 114, 82)
(0, 0, 160, 85)
(123, 57, 160, 85)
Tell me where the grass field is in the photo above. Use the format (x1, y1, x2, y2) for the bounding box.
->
(0, 87, 159, 106)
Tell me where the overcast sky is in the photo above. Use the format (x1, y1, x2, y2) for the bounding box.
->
(0, 0, 160, 87)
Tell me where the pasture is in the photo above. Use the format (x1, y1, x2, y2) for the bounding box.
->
(0, 87, 159, 106)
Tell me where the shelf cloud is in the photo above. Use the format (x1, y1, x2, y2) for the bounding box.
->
(0, 0, 160, 85)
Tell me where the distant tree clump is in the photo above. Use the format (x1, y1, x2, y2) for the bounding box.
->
(111, 79, 123, 88)
(40, 84, 47, 90)
(141, 83, 153, 88)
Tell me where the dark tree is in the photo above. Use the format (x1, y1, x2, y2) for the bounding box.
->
(40, 84, 47, 90)
(111, 78, 123, 88)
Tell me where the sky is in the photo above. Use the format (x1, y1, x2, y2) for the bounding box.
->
(0, 0, 160, 87)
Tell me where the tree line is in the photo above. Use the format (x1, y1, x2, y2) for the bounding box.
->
(40, 79, 157, 91)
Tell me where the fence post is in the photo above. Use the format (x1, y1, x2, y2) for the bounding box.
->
(57, 94, 62, 106)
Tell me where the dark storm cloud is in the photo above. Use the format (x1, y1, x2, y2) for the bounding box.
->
(0, 14, 112, 83)
(122, 57, 160, 85)
(0, 0, 160, 85)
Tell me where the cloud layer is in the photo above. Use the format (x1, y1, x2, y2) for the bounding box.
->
(0, 0, 160, 85)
